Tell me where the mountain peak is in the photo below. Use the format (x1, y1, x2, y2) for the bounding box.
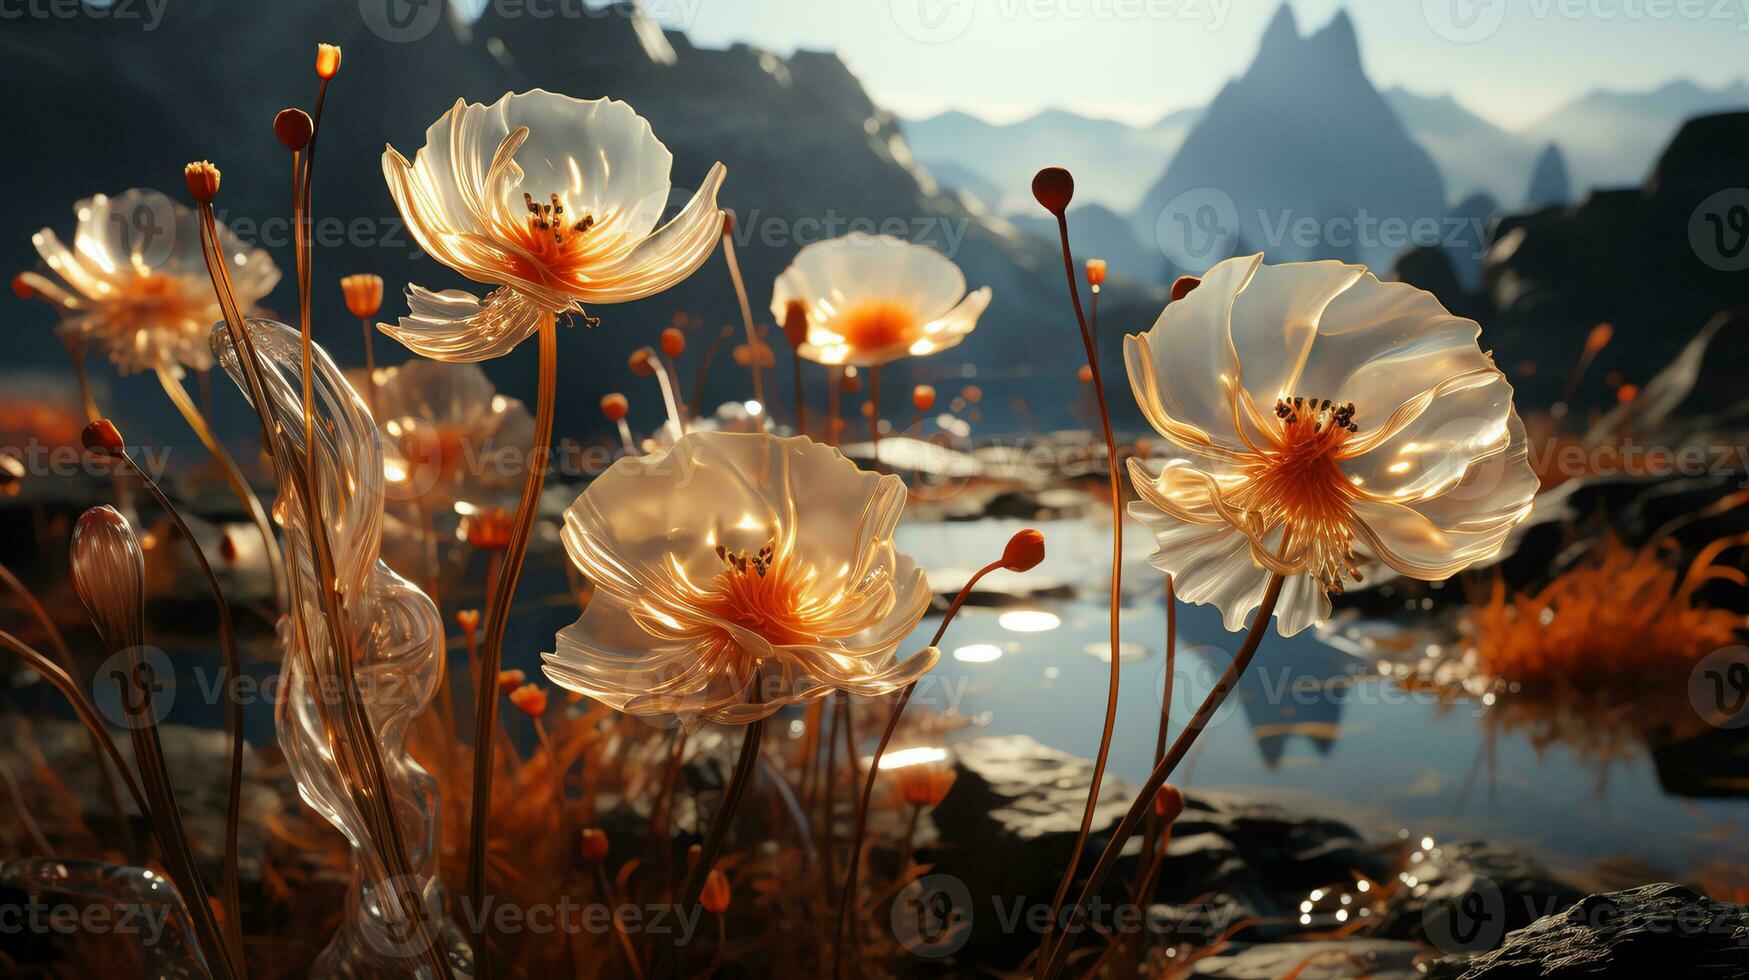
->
(1309, 8, 1360, 65)
(1259, 3, 1300, 55)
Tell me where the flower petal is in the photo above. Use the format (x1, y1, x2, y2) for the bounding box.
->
(1128, 498, 1329, 636)
(565, 161, 727, 304)
(378, 284, 545, 363)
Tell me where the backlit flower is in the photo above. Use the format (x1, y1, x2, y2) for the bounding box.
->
(769, 233, 990, 367)
(381, 91, 726, 361)
(1125, 255, 1537, 636)
(543, 431, 936, 726)
(17, 190, 278, 373)
(373, 359, 534, 510)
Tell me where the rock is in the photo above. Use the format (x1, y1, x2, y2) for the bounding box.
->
(1424, 883, 1749, 978)
(1377, 840, 1586, 953)
(1186, 938, 1424, 979)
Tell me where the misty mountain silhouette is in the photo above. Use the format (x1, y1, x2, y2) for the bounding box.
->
(904, 106, 1201, 216)
(1133, 6, 1446, 273)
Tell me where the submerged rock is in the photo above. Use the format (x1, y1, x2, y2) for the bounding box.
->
(1187, 938, 1424, 978)
(1424, 883, 1749, 978)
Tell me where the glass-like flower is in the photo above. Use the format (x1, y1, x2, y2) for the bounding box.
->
(380, 90, 727, 362)
(770, 233, 990, 367)
(16, 190, 278, 374)
(372, 359, 535, 512)
(543, 431, 937, 726)
(1125, 254, 1537, 636)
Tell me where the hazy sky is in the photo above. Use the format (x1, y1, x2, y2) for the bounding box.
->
(614, 0, 1748, 129)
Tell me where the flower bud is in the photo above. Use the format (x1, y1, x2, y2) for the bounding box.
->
(1085, 258, 1107, 287)
(700, 868, 731, 915)
(315, 43, 342, 80)
(600, 393, 629, 422)
(1001, 528, 1045, 572)
(1153, 784, 1185, 824)
(660, 327, 686, 358)
(496, 669, 526, 697)
(579, 828, 610, 862)
(81, 419, 125, 458)
(456, 609, 481, 644)
(782, 300, 810, 350)
(509, 683, 548, 719)
(961, 385, 982, 404)
(70, 506, 144, 652)
(628, 348, 657, 377)
(274, 108, 314, 152)
(1077, 364, 1093, 384)
(184, 161, 221, 203)
(1170, 276, 1201, 302)
(894, 757, 956, 808)
(11, 274, 33, 299)
(912, 385, 935, 412)
(465, 509, 514, 550)
(1031, 167, 1074, 215)
(340, 273, 383, 319)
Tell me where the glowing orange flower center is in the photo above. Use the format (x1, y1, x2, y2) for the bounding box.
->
(839, 301, 919, 352)
(1233, 397, 1363, 592)
(107, 273, 201, 334)
(700, 541, 817, 653)
(501, 191, 600, 285)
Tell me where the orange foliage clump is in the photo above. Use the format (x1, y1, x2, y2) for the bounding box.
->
(1466, 535, 1746, 692)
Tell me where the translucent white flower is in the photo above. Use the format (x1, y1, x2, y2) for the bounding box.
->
(371, 359, 535, 511)
(1125, 255, 1537, 636)
(543, 431, 937, 726)
(17, 190, 278, 374)
(770, 233, 990, 367)
(381, 90, 726, 362)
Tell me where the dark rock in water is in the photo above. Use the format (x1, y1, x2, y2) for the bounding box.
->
(1186, 938, 1424, 978)
(1477, 112, 1749, 418)
(1648, 724, 1749, 800)
(1525, 143, 1573, 209)
(1423, 883, 1749, 978)
(929, 737, 1397, 964)
(1376, 840, 1586, 953)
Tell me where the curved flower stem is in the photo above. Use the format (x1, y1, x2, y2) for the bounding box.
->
(595, 863, 645, 980)
(467, 312, 558, 976)
(0, 563, 135, 858)
(0, 630, 150, 824)
(1036, 200, 1126, 968)
(1134, 575, 1176, 899)
(655, 687, 766, 978)
(791, 351, 808, 438)
(868, 365, 882, 470)
(0, 755, 52, 855)
(156, 364, 286, 612)
(719, 224, 765, 410)
(1037, 572, 1285, 980)
(358, 315, 380, 419)
(834, 558, 1003, 976)
(118, 452, 247, 967)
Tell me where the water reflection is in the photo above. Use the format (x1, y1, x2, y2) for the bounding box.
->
(893, 512, 1749, 880)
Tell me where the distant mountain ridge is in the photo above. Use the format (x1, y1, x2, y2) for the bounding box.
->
(903, 106, 1200, 215)
(1134, 5, 1446, 273)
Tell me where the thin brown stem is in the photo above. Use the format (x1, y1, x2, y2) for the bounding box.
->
(1135, 574, 1177, 902)
(719, 227, 764, 408)
(0, 564, 135, 858)
(468, 314, 558, 976)
(156, 365, 285, 613)
(359, 316, 379, 418)
(656, 686, 765, 978)
(1037, 572, 1285, 980)
(0, 756, 52, 856)
(1037, 205, 1127, 968)
(834, 559, 1001, 975)
(120, 453, 247, 968)
(791, 351, 808, 437)
(595, 863, 646, 980)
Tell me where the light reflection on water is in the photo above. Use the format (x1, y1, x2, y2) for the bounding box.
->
(895, 514, 1749, 880)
